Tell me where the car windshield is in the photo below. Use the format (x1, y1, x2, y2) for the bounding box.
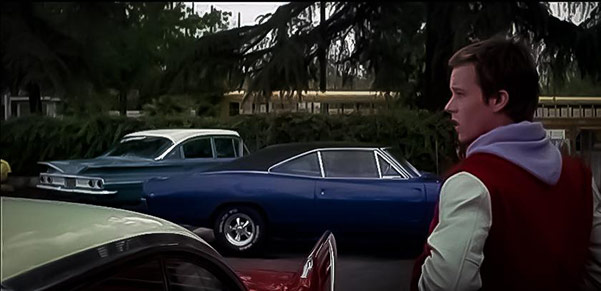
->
(105, 136, 173, 159)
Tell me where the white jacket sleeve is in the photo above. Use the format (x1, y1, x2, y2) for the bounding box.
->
(582, 179, 601, 291)
(418, 172, 492, 291)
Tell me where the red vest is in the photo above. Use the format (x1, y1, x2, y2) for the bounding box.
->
(411, 153, 593, 291)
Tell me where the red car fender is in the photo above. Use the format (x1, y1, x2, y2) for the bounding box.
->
(236, 231, 337, 291)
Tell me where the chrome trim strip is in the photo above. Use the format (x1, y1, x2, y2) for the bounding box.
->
(207, 169, 321, 179)
(375, 149, 412, 179)
(203, 170, 270, 175)
(39, 173, 108, 190)
(39, 173, 104, 180)
(210, 137, 217, 159)
(317, 151, 325, 178)
(268, 172, 322, 179)
(403, 159, 422, 177)
(207, 169, 389, 180)
(300, 258, 313, 279)
(267, 149, 320, 172)
(328, 236, 337, 291)
(267, 147, 413, 180)
(379, 148, 421, 178)
(36, 184, 117, 195)
(375, 152, 408, 179)
(268, 147, 378, 173)
(156, 134, 241, 161)
(105, 180, 144, 185)
(319, 147, 405, 179)
(37, 162, 64, 173)
(374, 151, 382, 178)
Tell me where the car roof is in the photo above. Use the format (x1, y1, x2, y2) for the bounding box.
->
(210, 142, 383, 172)
(124, 129, 240, 144)
(0, 197, 210, 281)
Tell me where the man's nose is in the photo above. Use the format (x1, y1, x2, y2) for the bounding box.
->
(444, 96, 455, 113)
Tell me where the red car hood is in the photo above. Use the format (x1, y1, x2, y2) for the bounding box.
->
(236, 268, 300, 291)
(232, 231, 337, 291)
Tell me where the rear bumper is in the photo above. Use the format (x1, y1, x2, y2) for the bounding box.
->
(34, 185, 148, 212)
(36, 184, 117, 195)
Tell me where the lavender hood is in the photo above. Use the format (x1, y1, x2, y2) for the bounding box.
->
(466, 121, 562, 185)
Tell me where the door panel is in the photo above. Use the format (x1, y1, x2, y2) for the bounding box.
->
(316, 178, 426, 235)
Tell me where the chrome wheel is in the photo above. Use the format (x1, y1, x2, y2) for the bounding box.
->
(224, 213, 255, 247)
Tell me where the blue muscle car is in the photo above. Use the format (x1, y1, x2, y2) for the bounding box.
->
(142, 142, 442, 254)
(36, 129, 247, 210)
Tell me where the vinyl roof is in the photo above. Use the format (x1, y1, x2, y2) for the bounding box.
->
(210, 142, 383, 172)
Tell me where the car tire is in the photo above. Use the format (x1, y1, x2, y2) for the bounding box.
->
(213, 206, 265, 255)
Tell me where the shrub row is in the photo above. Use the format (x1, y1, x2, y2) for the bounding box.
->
(0, 109, 458, 175)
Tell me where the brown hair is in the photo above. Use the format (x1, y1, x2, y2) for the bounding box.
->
(448, 37, 540, 122)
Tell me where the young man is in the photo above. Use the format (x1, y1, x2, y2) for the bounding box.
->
(411, 37, 601, 291)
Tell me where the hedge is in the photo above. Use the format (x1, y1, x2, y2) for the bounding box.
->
(0, 109, 458, 176)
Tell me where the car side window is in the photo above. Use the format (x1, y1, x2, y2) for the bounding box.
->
(214, 138, 236, 158)
(83, 258, 165, 291)
(183, 138, 213, 159)
(271, 152, 321, 177)
(378, 155, 401, 177)
(164, 258, 230, 291)
(322, 150, 378, 178)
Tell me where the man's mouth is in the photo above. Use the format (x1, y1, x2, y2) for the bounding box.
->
(450, 120, 459, 126)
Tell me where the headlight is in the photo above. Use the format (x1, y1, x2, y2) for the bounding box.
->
(47, 177, 53, 184)
(88, 180, 94, 187)
(96, 180, 103, 189)
(40, 176, 46, 184)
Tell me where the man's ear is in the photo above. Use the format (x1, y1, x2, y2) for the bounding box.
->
(488, 90, 509, 112)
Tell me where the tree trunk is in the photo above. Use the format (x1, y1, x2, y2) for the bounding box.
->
(119, 89, 127, 116)
(27, 82, 42, 114)
(319, 2, 327, 92)
(422, 2, 455, 112)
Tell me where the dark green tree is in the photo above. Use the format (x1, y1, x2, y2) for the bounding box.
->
(181, 2, 600, 111)
(1, 2, 91, 114)
(1, 2, 232, 116)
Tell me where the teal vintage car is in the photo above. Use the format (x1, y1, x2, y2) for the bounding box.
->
(37, 129, 248, 210)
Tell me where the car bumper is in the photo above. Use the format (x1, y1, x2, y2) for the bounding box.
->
(35, 184, 148, 212)
(37, 184, 117, 195)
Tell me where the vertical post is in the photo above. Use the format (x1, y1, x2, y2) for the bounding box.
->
(210, 5, 215, 33)
(3, 94, 9, 120)
(319, 2, 327, 92)
(189, 3, 195, 36)
(238, 12, 241, 28)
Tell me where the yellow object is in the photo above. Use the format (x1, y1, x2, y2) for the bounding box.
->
(1, 159, 12, 182)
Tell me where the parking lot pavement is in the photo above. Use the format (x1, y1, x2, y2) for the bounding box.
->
(193, 227, 418, 291)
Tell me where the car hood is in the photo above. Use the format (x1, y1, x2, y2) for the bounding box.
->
(39, 156, 155, 175)
(236, 269, 300, 291)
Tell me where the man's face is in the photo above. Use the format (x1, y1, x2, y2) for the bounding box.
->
(445, 64, 497, 146)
